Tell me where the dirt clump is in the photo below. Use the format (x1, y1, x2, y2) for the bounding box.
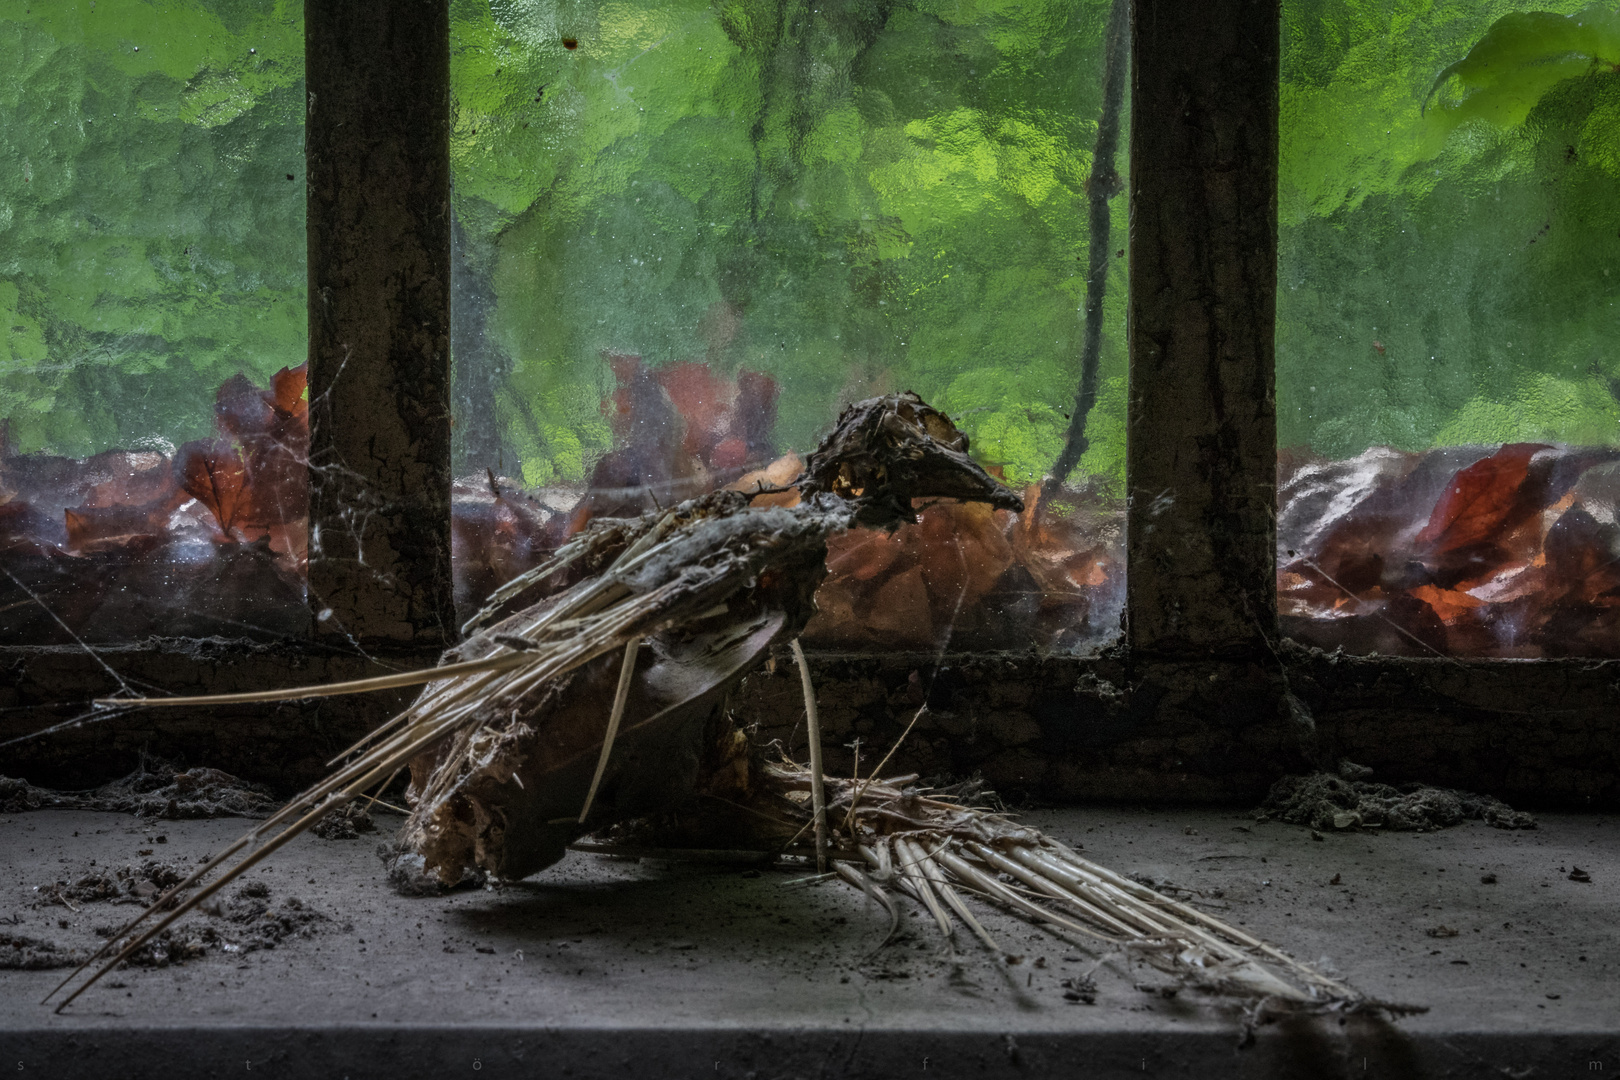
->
(1260, 765, 1535, 832)
(108, 883, 332, 968)
(312, 802, 375, 840)
(0, 775, 71, 814)
(0, 932, 86, 970)
(19, 864, 335, 970)
(36, 860, 194, 910)
(1, 756, 276, 819)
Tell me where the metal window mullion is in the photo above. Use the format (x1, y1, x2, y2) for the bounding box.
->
(304, 0, 455, 651)
(1125, 0, 1281, 663)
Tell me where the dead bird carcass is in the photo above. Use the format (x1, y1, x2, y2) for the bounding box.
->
(47, 394, 1393, 1017)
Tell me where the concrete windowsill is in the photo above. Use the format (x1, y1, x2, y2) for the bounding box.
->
(3, 806, 1616, 1078)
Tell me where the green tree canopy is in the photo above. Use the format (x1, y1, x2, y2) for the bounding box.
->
(1278, 1, 1620, 458)
(0, 1, 305, 458)
(448, 0, 1128, 489)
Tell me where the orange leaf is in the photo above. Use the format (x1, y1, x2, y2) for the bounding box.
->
(1408, 583, 1485, 623)
(269, 363, 308, 418)
(1416, 443, 1548, 553)
(176, 438, 248, 535)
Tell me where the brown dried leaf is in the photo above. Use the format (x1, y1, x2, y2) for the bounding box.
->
(268, 363, 308, 420)
(1416, 443, 1548, 554)
(176, 438, 248, 535)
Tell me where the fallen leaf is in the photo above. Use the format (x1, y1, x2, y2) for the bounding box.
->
(268, 363, 308, 419)
(1416, 443, 1548, 554)
(176, 439, 248, 536)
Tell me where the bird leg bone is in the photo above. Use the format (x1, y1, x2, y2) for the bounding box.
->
(790, 638, 829, 875)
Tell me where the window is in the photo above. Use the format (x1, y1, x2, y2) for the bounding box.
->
(1277, 1, 1620, 658)
(0, 1, 308, 644)
(5, 0, 1614, 811)
(446, 0, 1129, 654)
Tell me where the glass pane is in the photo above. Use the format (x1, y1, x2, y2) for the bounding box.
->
(0, 2, 308, 643)
(449, 0, 1128, 654)
(1277, 2, 1620, 657)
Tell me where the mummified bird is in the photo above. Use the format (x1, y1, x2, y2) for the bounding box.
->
(47, 393, 1394, 1018)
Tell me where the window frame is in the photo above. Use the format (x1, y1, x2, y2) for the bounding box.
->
(5, 0, 1616, 810)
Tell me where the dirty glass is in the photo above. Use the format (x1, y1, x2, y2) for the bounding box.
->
(0, 2, 309, 643)
(1276, 2, 1620, 657)
(447, 0, 1128, 654)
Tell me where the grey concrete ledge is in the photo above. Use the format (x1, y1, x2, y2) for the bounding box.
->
(6, 1026, 1620, 1079)
(3, 807, 1616, 1078)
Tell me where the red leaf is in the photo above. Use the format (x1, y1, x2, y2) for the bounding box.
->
(214, 373, 272, 441)
(268, 363, 308, 419)
(1416, 443, 1549, 553)
(656, 361, 733, 462)
(176, 438, 248, 535)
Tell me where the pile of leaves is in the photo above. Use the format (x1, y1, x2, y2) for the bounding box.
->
(1279, 441, 1620, 657)
(2, 356, 1125, 652)
(0, 364, 311, 643)
(807, 480, 1124, 652)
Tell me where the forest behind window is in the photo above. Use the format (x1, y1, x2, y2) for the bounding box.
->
(446, 0, 1131, 653)
(1276, 2, 1620, 657)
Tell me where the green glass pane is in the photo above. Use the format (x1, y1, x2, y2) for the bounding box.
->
(0, 1, 308, 643)
(1277, 2, 1620, 657)
(449, 0, 1128, 653)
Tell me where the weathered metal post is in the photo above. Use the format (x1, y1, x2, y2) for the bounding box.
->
(1127, 0, 1280, 662)
(305, 0, 455, 649)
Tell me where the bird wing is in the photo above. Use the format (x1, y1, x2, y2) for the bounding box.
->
(50, 497, 843, 1010)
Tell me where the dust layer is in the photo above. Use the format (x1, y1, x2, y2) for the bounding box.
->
(8, 865, 336, 971)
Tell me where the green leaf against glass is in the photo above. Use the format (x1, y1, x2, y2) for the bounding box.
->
(1277, 0, 1596, 225)
(1277, 0, 1620, 461)
(1424, 5, 1620, 131)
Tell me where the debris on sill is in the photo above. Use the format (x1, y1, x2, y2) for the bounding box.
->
(0, 755, 276, 819)
(8, 869, 334, 971)
(312, 802, 375, 841)
(1259, 761, 1536, 833)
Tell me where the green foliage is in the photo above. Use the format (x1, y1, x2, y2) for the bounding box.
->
(0, 2, 305, 458)
(1425, 6, 1620, 132)
(1278, 0, 1620, 459)
(449, 0, 1127, 489)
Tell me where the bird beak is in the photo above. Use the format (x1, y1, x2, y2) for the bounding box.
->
(802, 393, 1026, 518)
